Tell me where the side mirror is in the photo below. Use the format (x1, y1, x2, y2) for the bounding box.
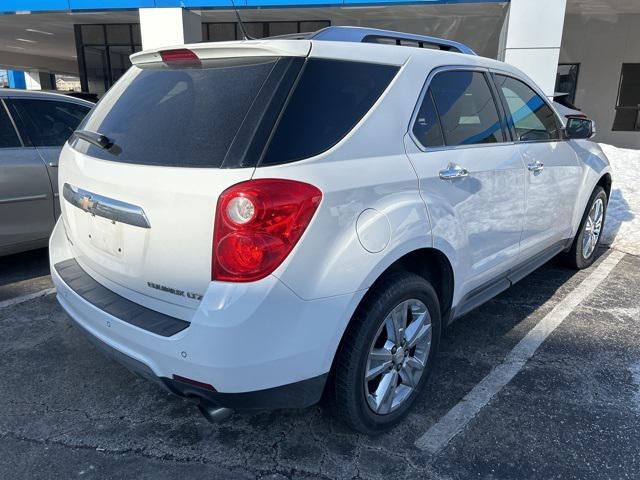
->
(565, 116, 596, 140)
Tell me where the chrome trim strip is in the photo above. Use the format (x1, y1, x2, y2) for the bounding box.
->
(62, 183, 151, 229)
(0, 194, 48, 205)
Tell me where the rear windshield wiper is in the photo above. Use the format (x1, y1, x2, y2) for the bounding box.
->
(74, 130, 114, 150)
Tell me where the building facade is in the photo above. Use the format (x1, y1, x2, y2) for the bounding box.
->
(0, 0, 638, 148)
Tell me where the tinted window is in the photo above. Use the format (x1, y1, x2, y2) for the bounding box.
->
(495, 75, 560, 141)
(613, 63, 640, 131)
(10, 99, 90, 147)
(73, 57, 301, 168)
(555, 63, 580, 105)
(262, 59, 398, 165)
(0, 104, 21, 148)
(430, 71, 504, 146)
(412, 91, 444, 148)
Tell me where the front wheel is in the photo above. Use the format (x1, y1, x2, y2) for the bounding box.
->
(328, 272, 441, 434)
(562, 186, 607, 269)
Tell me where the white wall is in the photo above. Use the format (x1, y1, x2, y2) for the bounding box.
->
(560, 13, 640, 149)
(499, 0, 567, 97)
(139, 8, 202, 50)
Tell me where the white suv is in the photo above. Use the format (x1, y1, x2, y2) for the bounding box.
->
(50, 27, 612, 434)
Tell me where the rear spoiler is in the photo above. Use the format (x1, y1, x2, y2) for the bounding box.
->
(130, 40, 311, 66)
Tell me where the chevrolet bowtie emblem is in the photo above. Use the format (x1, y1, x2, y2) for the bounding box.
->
(79, 195, 94, 211)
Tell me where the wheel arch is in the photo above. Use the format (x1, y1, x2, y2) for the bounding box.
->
(597, 172, 612, 201)
(324, 247, 454, 397)
(334, 247, 455, 357)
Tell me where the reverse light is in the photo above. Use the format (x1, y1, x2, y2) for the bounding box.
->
(212, 179, 322, 282)
(159, 48, 200, 65)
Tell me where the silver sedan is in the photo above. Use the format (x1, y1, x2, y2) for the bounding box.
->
(0, 89, 92, 256)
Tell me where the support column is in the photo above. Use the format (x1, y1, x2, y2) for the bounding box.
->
(139, 8, 202, 51)
(7, 70, 26, 89)
(23, 70, 56, 90)
(498, 0, 567, 97)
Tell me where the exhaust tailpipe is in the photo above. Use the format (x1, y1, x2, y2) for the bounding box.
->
(198, 401, 233, 423)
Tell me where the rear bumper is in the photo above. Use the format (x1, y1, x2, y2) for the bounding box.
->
(50, 219, 363, 409)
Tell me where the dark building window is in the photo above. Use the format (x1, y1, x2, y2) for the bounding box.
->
(75, 21, 329, 96)
(75, 24, 142, 96)
(555, 63, 580, 105)
(202, 20, 330, 42)
(613, 63, 640, 132)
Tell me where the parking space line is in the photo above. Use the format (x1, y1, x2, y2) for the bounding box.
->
(415, 250, 625, 454)
(0, 288, 57, 309)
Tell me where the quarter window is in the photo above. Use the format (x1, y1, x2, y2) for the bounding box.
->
(262, 59, 399, 165)
(429, 70, 504, 146)
(9, 99, 90, 147)
(494, 75, 560, 141)
(0, 104, 21, 148)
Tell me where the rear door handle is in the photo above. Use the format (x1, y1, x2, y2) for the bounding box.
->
(48, 162, 58, 168)
(527, 160, 544, 173)
(439, 163, 469, 180)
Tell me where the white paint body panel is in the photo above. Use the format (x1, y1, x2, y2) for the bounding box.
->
(51, 39, 611, 396)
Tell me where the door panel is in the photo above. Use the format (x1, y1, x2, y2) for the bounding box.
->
(0, 147, 56, 248)
(5, 97, 91, 224)
(492, 74, 582, 259)
(35, 147, 63, 219)
(407, 69, 525, 303)
(518, 142, 581, 259)
(407, 143, 525, 298)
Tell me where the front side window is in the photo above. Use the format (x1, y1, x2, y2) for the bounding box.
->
(9, 99, 90, 147)
(429, 70, 505, 146)
(495, 74, 560, 142)
(0, 103, 21, 148)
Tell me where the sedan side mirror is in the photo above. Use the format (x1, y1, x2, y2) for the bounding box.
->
(565, 116, 596, 140)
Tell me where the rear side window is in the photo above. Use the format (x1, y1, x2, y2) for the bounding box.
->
(412, 91, 444, 148)
(0, 103, 21, 148)
(9, 99, 90, 147)
(72, 57, 301, 168)
(429, 70, 504, 146)
(494, 74, 560, 141)
(261, 59, 399, 165)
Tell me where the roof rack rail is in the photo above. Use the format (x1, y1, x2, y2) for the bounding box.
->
(308, 26, 476, 55)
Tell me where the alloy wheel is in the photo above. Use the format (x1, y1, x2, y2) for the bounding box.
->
(582, 198, 604, 259)
(364, 299, 432, 415)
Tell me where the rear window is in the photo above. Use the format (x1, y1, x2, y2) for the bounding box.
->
(72, 56, 301, 168)
(261, 59, 399, 165)
(71, 56, 398, 168)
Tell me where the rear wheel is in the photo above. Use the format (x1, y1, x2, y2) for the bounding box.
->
(328, 272, 441, 434)
(562, 186, 607, 269)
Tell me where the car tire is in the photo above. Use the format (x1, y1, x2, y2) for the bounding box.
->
(328, 272, 441, 434)
(562, 186, 608, 269)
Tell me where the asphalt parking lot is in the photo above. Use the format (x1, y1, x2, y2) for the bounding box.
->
(1, 247, 639, 480)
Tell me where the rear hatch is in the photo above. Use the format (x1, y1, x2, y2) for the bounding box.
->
(59, 41, 309, 311)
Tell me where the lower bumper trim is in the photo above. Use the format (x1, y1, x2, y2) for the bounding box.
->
(163, 373, 328, 410)
(55, 258, 189, 337)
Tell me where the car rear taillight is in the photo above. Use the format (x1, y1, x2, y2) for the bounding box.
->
(212, 179, 322, 282)
(159, 48, 200, 65)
